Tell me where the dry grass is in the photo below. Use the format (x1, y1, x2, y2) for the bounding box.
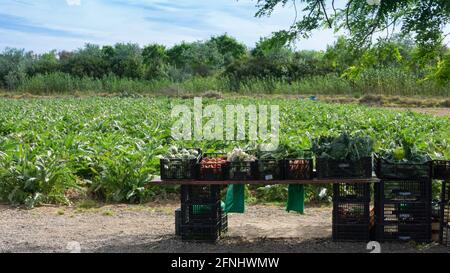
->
(0, 89, 448, 108)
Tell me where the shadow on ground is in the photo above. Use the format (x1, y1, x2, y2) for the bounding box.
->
(91, 234, 448, 253)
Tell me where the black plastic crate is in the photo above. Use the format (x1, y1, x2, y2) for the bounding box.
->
(257, 159, 284, 181)
(228, 161, 258, 180)
(376, 223, 431, 243)
(316, 157, 372, 179)
(377, 202, 431, 225)
(440, 181, 450, 246)
(333, 202, 370, 225)
(332, 198, 371, 242)
(442, 225, 450, 247)
(283, 158, 313, 180)
(374, 180, 432, 203)
(175, 208, 181, 236)
(181, 185, 221, 204)
(332, 224, 371, 242)
(199, 153, 229, 181)
(181, 222, 222, 242)
(433, 160, 450, 180)
(176, 208, 228, 236)
(160, 149, 202, 180)
(221, 212, 228, 234)
(182, 202, 222, 224)
(374, 154, 432, 180)
(333, 183, 371, 203)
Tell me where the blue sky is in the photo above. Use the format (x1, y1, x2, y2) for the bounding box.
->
(1, 0, 448, 53)
(0, 0, 342, 53)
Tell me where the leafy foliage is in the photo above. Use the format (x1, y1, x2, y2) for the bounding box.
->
(0, 34, 448, 95)
(312, 133, 373, 161)
(254, 0, 450, 49)
(0, 98, 448, 206)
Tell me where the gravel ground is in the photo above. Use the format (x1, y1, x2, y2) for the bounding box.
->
(0, 202, 448, 253)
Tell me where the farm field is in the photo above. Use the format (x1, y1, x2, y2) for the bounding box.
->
(0, 97, 449, 207)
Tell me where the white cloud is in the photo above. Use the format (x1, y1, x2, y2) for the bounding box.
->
(66, 0, 81, 6)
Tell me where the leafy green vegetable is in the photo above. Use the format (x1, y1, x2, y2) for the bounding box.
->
(312, 133, 373, 161)
(379, 137, 431, 163)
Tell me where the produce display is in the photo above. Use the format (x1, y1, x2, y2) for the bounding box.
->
(199, 155, 228, 181)
(200, 157, 227, 169)
(226, 148, 257, 163)
(257, 144, 313, 180)
(375, 139, 433, 179)
(160, 146, 200, 160)
(312, 133, 374, 178)
(159, 146, 201, 180)
(312, 133, 373, 161)
(377, 140, 431, 164)
(226, 148, 257, 180)
(0, 97, 448, 206)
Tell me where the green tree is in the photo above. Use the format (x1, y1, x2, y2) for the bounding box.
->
(167, 42, 193, 68)
(28, 51, 60, 76)
(110, 43, 144, 79)
(142, 44, 168, 66)
(142, 44, 168, 80)
(209, 34, 247, 65)
(323, 36, 362, 73)
(60, 44, 106, 78)
(254, 0, 450, 49)
(167, 41, 224, 77)
(0, 48, 31, 89)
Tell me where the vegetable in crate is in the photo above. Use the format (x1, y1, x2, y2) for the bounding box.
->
(312, 133, 373, 161)
(376, 140, 432, 179)
(201, 157, 226, 171)
(200, 155, 227, 180)
(159, 146, 200, 179)
(227, 148, 256, 162)
(258, 143, 312, 180)
(227, 148, 256, 180)
(312, 133, 373, 178)
(160, 146, 199, 160)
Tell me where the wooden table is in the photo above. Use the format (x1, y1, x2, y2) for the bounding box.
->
(151, 176, 380, 185)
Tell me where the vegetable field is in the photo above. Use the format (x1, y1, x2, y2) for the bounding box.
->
(0, 97, 448, 208)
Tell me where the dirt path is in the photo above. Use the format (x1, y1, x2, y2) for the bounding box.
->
(383, 107, 450, 117)
(0, 203, 448, 253)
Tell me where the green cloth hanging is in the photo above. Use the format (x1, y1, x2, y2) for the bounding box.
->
(286, 184, 305, 214)
(224, 184, 245, 213)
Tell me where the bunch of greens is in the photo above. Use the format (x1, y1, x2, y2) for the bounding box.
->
(378, 138, 431, 163)
(312, 133, 373, 161)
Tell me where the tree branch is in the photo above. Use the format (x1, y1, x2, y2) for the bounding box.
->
(319, 0, 332, 28)
(346, 0, 354, 33)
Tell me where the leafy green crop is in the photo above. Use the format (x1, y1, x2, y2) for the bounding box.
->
(0, 97, 448, 207)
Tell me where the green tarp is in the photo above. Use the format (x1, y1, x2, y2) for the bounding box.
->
(286, 184, 305, 214)
(224, 184, 245, 213)
(224, 184, 305, 214)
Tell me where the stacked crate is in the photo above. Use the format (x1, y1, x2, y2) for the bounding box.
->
(175, 207, 228, 236)
(430, 160, 449, 246)
(440, 180, 450, 246)
(180, 185, 224, 241)
(374, 157, 433, 243)
(332, 183, 371, 242)
(374, 180, 432, 242)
